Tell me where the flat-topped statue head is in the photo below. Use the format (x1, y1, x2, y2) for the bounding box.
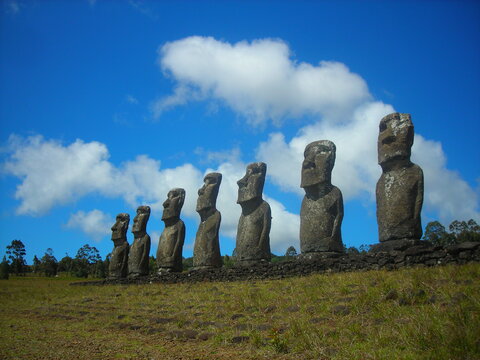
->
(196, 172, 222, 212)
(162, 188, 185, 221)
(301, 140, 336, 189)
(237, 162, 267, 204)
(111, 213, 130, 240)
(132, 205, 150, 235)
(378, 113, 414, 168)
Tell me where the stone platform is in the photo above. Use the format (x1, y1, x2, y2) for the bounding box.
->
(72, 241, 480, 286)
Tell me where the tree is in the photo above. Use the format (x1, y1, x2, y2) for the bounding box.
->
(6, 240, 26, 275)
(358, 244, 370, 253)
(450, 219, 480, 243)
(32, 255, 41, 274)
(57, 254, 73, 274)
(423, 219, 480, 246)
(0, 256, 9, 280)
(148, 255, 157, 275)
(72, 244, 102, 278)
(423, 221, 455, 246)
(75, 244, 101, 263)
(182, 257, 193, 270)
(285, 246, 297, 257)
(346, 247, 360, 254)
(40, 248, 58, 277)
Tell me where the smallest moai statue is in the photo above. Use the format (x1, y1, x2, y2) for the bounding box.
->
(156, 188, 186, 273)
(193, 172, 223, 269)
(300, 140, 344, 256)
(128, 206, 151, 278)
(374, 113, 424, 252)
(108, 213, 130, 279)
(235, 162, 272, 266)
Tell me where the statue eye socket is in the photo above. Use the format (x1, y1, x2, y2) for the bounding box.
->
(379, 122, 387, 132)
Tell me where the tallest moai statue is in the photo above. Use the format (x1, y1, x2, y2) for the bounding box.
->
(375, 113, 424, 251)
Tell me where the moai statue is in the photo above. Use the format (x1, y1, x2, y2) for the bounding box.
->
(156, 188, 186, 273)
(300, 140, 344, 255)
(375, 113, 424, 251)
(193, 173, 223, 269)
(128, 206, 151, 278)
(235, 162, 271, 265)
(108, 213, 130, 279)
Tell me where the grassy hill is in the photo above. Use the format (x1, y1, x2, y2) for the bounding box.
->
(0, 263, 479, 359)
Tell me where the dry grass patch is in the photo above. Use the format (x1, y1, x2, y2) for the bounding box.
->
(1, 264, 479, 359)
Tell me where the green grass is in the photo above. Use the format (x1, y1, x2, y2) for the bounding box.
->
(1, 264, 479, 359)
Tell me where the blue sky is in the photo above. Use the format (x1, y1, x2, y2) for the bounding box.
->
(1, 0, 479, 263)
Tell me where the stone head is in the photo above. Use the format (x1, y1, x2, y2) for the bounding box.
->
(132, 205, 151, 234)
(111, 213, 130, 240)
(237, 162, 267, 204)
(162, 188, 185, 221)
(196, 172, 222, 212)
(378, 113, 414, 166)
(301, 140, 336, 188)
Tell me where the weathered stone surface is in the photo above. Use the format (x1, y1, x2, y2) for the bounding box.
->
(108, 213, 130, 279)
(376, 113, 423, 245)
(446, 241, 480, 254)
(300, 140, 344, 253)
(193, 173, 222, 269)
(128, 205, 151, 278)
(235, 162, 271, 265)
(156, 188, 186, 273)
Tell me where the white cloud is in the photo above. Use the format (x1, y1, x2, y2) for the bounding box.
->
(126, 95, 139, 104)
(257, 102, 480, 224)
(66, 209, 113, 241)
(412, 136, 480, 223)
(257, 101, 394, 200)
(154, 36, 479, 225)
(1, 135, 203, 217)
(3, 135, 115, 215)
(154, 36, 371, 126)
(2, 134, 301, 253)
(265, 196, 300, 254)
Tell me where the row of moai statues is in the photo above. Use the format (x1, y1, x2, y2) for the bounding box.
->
(108, 112, 424, 278)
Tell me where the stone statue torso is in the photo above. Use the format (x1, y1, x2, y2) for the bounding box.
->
(193, 210, 222, 268)
(300, 186, 343, 253)
(109, 239, 129, 278)
(236, 201, 271, 262)
(376, 164, 423, 242)
(128, 234, 151, 276)
(156, 220, 185, 269)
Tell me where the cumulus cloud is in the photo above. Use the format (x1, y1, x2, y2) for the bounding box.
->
(154, 36, 479, 225)
(257, 101, 394, 200)
(265, 196, 300, 254)
(154, 36, 371, 126)
(3, 135, 115, 215)
(66, 209, 113, 241)
(412, 136, 480, 223)
(2, 134, 300, 253)
(1, 135, 203, 216)
(257, 102, 480, 224)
